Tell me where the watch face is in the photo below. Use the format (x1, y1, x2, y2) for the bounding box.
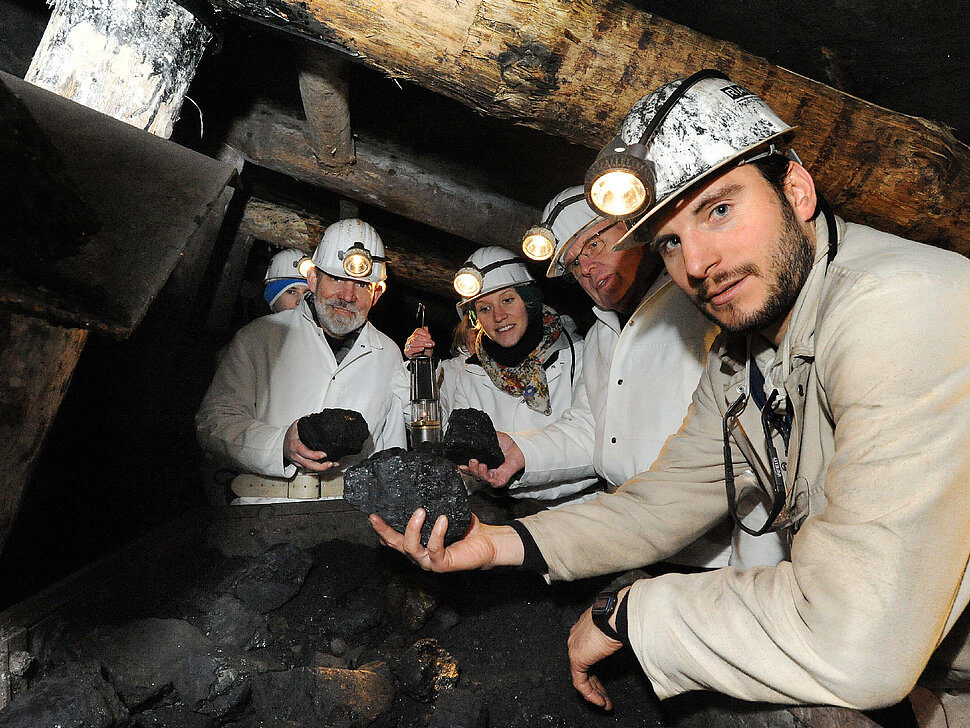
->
(592, 591, 617, 615)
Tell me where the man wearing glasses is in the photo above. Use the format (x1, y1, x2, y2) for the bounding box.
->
(468, 185, 785, 568)
(372, 72, 970, 727)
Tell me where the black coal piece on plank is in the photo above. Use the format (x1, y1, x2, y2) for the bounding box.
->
(297, 408, 370, 461)
(442, 408, 504, 468)
(344, 447, 472, 546)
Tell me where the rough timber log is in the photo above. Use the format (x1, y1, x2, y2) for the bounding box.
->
(226, 103, 539, 248)
(239, 198, 463, 299)
(299, 50, 356, 167)
(25, 0, 212, 137)
(0, 313, 87, 556)
(211, 0, 970, 256)
(2, 1, 221, 561)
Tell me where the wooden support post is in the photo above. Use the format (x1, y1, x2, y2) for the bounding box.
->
(25, 0, 212, 137)
(338, 198, 360, 221)
(0, 313, 87, 557)
(1, 0, 221, 565)
(299, 50, 356, 168)
(202, 231, 256, 340)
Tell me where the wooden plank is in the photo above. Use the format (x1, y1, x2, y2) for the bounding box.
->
(25, 0, 212, 137)
(0, 71, 238, 339)
(226, 103, 540, 250)
(211, 0, 970, 255)
(0, 313, 87, 557)
(238, 197, 468, 298)
(0, 507, 212, 676)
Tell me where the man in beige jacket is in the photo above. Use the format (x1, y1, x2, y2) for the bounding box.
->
(371, 71, 970, 726)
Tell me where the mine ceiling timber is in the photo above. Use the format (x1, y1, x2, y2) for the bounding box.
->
(210, 0, 970, 256)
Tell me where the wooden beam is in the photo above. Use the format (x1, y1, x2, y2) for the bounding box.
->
(239, 197, 463, 298)
(226, 103, 540, 249)
(3, 0, 227, 564)
(0, 313, 87, 556)
(211, 0, 970, 255)
(203, 231, 256, 340)
(299, 50, 356, 167)
(25, 0, 212, 137)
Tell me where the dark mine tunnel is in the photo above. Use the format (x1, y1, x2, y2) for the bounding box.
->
(1, 0, 970, 726)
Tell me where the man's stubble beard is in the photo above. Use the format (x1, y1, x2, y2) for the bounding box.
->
(695, 198, 815, 336)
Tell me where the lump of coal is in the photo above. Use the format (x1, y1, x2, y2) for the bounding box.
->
(297, 408, 369, 461)
(344, 448, 472, 546)
(442, 408, 504, 468)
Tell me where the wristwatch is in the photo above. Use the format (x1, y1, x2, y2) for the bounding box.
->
(591, 588, 622, 641)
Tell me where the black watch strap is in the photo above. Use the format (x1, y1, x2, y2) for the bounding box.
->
(591, 589, 622, 642)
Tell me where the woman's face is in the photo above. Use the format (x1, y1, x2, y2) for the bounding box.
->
(473, 287, 528, 348)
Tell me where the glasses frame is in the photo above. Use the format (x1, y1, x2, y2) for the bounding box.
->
(563, 221, 625, 279)
(722, 389, 788, 536)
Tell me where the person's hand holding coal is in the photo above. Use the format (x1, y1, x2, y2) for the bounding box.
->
(283, 408, 369, 472)
(345, 447, 472, 547)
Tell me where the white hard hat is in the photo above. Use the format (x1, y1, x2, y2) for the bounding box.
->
(454, 246, 535, 314)
(522, 186, 603, 278)
(263, 248, 309, 308)
(310, 218, 388, 283)
(584, 69, 794, 250)
(264, 248, 306, 284)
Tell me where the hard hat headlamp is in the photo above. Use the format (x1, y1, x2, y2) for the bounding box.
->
(298, 256, 315, 278)
(584, 69, 729, 220)
(337, 243, 388, 279)
(521, 226, 556, 262)
(453, 257, 521, 299)
(521, 192, 587, 262)
(584, 146, 653, 219)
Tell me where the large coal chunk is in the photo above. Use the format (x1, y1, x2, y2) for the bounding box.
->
(297, 408, 369, 460)
(227, 542, 313, 614)
(344, 448, 472, 545)
(442, 408, 503, 468)
(0, 661, 128, 728)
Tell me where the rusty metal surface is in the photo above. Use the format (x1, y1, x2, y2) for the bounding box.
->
(0, 71, 238, 339)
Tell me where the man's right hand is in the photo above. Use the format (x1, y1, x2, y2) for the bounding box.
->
(464, 431, 525, 488)
(369, 508, 525, 573)
(283, 419, 338, 472)
(404, 326, 434, 359)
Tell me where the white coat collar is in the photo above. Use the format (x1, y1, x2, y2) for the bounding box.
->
(591, 268, 674, 335)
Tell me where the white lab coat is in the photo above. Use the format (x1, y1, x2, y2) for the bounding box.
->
(508, 272, 736, 565)
(437, 354, 467, 429)
(453, 316, 600, 502)
(196, 298, 408, 479)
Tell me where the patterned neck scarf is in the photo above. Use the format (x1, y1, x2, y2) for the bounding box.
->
(475, 306, 563, 415)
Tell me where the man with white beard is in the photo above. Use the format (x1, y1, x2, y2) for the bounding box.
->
(196, 219, 408, 503)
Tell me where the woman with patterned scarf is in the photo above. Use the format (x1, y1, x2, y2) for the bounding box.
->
(404, 246, 602, 507)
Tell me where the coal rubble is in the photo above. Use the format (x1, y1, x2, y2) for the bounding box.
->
(441, 408, 504, 469)
(344, 448, 472, 545)
(297, 409, 370, 461)
(0, 532, 669, 728)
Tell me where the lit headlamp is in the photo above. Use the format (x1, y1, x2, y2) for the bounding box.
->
(584, 140, 654, 220)
(521, 192, 587, 262)
(298, 256, 315, 277)
(521, 226, 556, 262)
(584, 69, 729, 220)
(338, 243, 387, 279)
(453, 258, 520, 299)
